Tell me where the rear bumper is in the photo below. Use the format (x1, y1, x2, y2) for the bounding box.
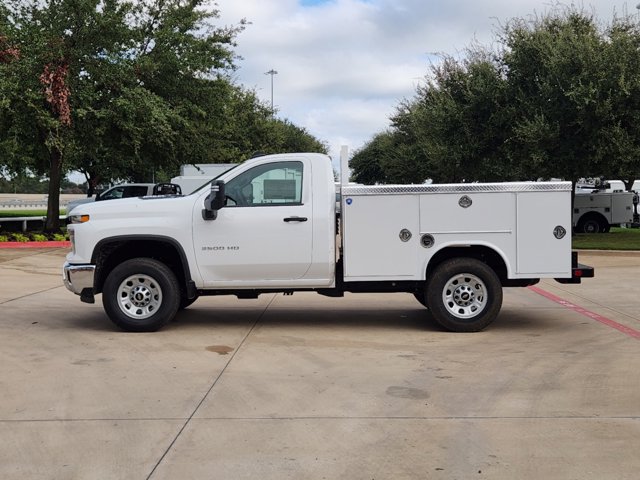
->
(555, 251, 594, 284)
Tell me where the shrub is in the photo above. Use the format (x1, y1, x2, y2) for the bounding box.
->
(52, 232, 69, 241)
(0, 230, 69, 242)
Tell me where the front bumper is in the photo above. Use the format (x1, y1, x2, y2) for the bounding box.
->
(63, 262, 96, 300)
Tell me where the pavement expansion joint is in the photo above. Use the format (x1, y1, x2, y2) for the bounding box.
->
(2, 415, 639, 424)
(144, 294, 277, 480)
(0, 285, 63, 305)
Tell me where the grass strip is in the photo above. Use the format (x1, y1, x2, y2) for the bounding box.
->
(573, 227, 640, 250)
(0, 209, 66, 217)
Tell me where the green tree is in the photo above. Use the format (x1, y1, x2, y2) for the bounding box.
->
(264, 118, 328, 155)
(503, 11, 607, 183)
(401, 50, 511, 183)
(0, 0, 244, 230)
(597, 18, 640, 190)
(355, 8, 640, 189)
(351, 130, 425, 184)
(502, 10, 640, 188)
(0, 172, 48, 194)
(192, 85, 327, 164)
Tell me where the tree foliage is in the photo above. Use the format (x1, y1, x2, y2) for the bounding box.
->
(0, 173, 85, 194)
(0, 0, 326, 230)
(351, 130, 426, 184)
(352, 8, 640, 189)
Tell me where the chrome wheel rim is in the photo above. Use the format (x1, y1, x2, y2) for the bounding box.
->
(584, 221, 599, 233)
(116, 274, 162, 319)
(442, 273, 487, 319)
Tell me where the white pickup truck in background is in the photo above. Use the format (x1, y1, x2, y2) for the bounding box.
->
(65, 182, 182, 215)
(63, 152, 593, 333)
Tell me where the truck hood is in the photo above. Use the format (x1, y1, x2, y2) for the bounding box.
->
(70, 194, 194, 219)
(66, 197, 96, 214)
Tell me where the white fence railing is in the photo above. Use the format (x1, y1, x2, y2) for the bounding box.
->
(0, 199, 72, 209)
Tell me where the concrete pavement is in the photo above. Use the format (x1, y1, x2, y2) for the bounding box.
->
(0, 248, 639, 479)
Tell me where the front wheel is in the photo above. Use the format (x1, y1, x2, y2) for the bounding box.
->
(102, 258, 180, 332)
(425, 258, 502, 332)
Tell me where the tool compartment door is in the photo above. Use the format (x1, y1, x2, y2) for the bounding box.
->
(342, 194, 419, 279)
(516, 192, 571, 275)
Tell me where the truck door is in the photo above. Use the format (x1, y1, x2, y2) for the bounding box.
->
(193, 159, 313, 285)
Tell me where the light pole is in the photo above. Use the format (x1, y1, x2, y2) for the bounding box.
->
(264, 69, 278, 113)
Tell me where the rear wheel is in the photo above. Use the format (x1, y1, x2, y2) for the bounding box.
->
(577, 215, 607, 234)
(425, 258, 502, 332)
(103, 258, 180, 332)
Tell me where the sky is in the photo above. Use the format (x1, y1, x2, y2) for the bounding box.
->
(213, 0, 638, 169)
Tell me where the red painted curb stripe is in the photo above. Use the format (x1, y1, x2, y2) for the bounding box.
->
(529, 285, 640, 340)
(0, 241, 71, 249)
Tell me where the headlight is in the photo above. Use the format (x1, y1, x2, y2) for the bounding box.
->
(68, 214, 90, 224)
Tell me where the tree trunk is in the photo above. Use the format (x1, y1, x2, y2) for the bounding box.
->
(84, 171, 100, 198)
(45, 147, 63, 232)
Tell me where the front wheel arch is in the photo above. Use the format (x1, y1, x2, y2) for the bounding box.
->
(92, 236, 194, 298)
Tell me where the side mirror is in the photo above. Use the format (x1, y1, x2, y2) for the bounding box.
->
(202, 180, 225, 220)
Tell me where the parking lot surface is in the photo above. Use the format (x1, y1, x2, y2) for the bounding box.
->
(1, 248, 639, 479)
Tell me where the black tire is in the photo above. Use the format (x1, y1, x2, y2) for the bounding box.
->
(425, 258, 502, 332)
(578, 216, 604, 234)
(102, 258, 180, 332)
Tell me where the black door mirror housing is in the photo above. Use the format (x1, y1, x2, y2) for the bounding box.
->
(202, 180, 226, 220)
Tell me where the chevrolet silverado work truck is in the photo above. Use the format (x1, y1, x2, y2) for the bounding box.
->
(63, 152, 593, 332)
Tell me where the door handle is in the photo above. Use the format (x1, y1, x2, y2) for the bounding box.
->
(283, 216, 308, 222)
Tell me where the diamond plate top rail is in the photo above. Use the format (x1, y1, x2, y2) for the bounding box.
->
(341, 182, 572, 195)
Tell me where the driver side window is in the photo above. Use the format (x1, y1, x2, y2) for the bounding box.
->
(224, 161, 303, 207)
(101, 187, 124, 200)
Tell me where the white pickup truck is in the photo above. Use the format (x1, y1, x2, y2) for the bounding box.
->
(63, 152, 593, 332)
(65, 182, 182, 215)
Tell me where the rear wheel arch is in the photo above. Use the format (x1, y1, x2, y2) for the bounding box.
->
(424, 245, 509, 284)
